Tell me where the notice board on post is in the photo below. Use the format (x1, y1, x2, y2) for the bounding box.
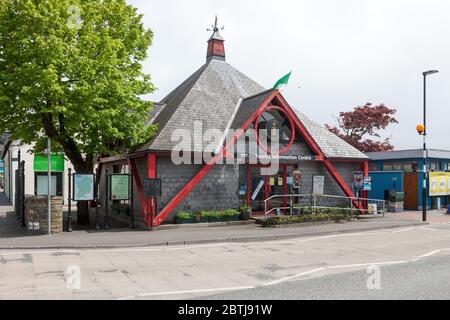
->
(143, 178, 162, 198)
(312, 175, 324, 195)
(109, 174, 130, 200)
(429, 172, 450, 196)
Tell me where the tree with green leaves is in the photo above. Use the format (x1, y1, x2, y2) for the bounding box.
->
(0, 0, 156, 224)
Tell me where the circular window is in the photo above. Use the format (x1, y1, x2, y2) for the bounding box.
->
(255, 106, 295, 155)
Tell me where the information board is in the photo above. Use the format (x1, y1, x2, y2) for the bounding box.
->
(353, 172, 364, 191)
(73, 174, 95, 201)
(110, 174, 130, 200)
(292, 170, 302, 189)
(363, 176, 372, 191)
(429, 172, 450, 196)
(143, 178, 162, 197)
(312, 175, 324, 195)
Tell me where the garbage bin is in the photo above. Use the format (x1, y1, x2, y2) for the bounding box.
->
(388, 190, 404, 212)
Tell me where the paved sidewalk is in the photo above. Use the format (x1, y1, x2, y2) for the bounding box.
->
(0, 192, 433, 249)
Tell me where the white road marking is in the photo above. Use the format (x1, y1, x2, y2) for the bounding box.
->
(115, 286, 255, 300)
(261, 267, 327, 286)
(327, 260, 408, 269)
(392, 227, 417, 233)
(419, 227, 439, 231)
(116, 247, 450, 300)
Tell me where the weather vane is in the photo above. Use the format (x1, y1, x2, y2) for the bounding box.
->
(207, 15, 225, 32)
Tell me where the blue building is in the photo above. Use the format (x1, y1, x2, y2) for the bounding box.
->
(366, 149, 450, 210)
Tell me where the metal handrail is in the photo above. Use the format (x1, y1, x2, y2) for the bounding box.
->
(264, 193, 387, 219)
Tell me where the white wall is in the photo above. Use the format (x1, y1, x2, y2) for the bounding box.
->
(3, 141, 76, 208)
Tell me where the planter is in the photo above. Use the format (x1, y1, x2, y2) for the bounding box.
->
(227, 214, 241, 221)
(239, 210, 251, 220)
(208, 216, 224, 223)
(111, 204, 131, 216)
(176, 217, 195, 224)
(193, 215, 209, 223)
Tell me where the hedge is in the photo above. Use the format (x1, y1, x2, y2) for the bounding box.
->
(264, 213, 349, 226)
(176, 209, 240, 223)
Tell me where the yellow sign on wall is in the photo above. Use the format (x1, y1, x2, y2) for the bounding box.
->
(429, 172, 450, 196)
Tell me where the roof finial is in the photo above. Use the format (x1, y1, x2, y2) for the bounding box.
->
(207, 14, 224, 33)
(206, 15, 226, 61)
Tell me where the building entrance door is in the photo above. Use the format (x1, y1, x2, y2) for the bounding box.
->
(248, 165, 295, 213)
(266, 169, 285, 211)
(403, 172, 418, 210)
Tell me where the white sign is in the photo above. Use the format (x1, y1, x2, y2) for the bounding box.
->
(312, 175, 324, 195)
(251, 179, 265, 200)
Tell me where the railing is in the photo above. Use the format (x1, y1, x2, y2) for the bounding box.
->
(264, 194, 387, 219)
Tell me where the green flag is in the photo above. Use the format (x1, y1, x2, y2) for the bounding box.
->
(273, 71, 292, 90)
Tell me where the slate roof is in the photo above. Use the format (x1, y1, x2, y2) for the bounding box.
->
(291, 110, 369, 160)
(137, 58, 265, 152)
(230, 89, 275, 130)
(136, 56, 367, 160)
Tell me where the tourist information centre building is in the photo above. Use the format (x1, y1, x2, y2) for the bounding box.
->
(98, 25, 369, 228)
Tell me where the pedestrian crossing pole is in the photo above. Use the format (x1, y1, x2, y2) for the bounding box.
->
(47, 137, 52, 235)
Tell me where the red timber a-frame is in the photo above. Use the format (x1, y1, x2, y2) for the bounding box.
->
(131, 90, 368, 227)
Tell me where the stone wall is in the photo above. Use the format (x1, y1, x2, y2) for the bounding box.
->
(98, 156, 361, 226)
(157, 157, 240, 221)
(25, 196, 63, 234)
(293, 161, 361, 207)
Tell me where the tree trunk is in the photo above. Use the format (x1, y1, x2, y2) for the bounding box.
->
(76, 201, 91, 225)
(73, 158, 95, 226)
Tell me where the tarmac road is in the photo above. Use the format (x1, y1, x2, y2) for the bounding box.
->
(202, 253, 450, 300)
(1, 223, 450, 299)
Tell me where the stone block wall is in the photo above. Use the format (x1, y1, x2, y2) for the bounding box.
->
(156, 157, 240, 221)
(25, 196, 63, 234)
(98, 155, 362, 226)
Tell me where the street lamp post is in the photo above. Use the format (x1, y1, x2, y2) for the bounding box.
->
(421, 70, 439, 222)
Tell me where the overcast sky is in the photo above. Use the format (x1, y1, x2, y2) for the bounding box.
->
(128, 0, 450, 151)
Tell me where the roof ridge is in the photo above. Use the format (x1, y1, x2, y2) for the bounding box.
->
(242, 88, 274, 101)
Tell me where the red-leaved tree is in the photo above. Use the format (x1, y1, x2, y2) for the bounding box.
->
(326, 103, 398, 152)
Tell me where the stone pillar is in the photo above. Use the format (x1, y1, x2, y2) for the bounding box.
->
(25, 196, 63, 234)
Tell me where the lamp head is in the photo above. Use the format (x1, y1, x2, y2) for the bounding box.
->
(416, 124, 425, 135)
(423, 70, 439, 76)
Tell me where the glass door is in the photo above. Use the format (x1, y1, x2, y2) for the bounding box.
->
(267, 170, 285, 211)
(249, 166, 266, 212)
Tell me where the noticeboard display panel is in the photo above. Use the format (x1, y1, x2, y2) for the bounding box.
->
(73, 174, 95, 201)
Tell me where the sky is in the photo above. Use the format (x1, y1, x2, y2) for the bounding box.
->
(128, 0, 450, 151)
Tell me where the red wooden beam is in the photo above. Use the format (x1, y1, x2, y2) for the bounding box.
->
(274, 92, 324, 156)
(128, 158, 149, 225)
(147, 153, 157, 227)
(361, 160, 369, 210)
(154, 89, 362, 225)
(274, 91, 361, 209)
